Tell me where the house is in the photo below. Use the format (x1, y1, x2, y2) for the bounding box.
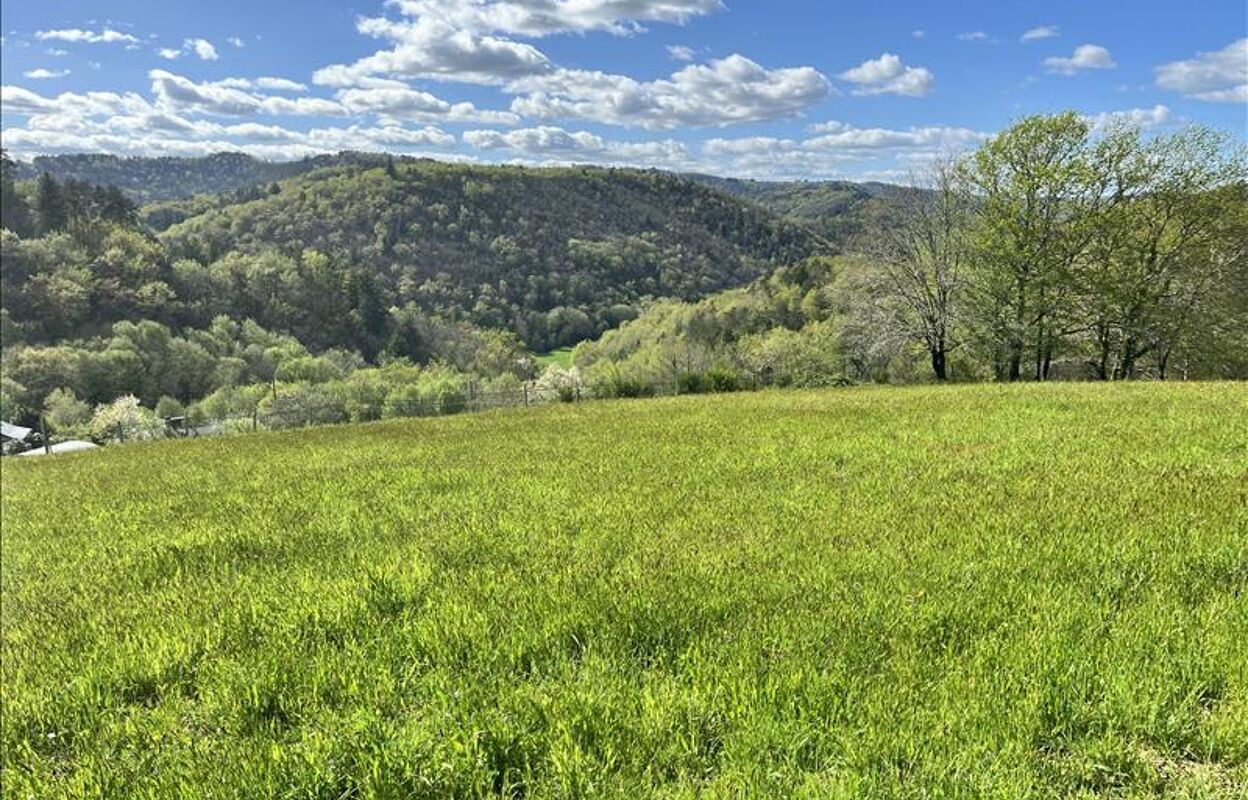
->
(2, 421, 33, 454)
(17, 440, 99, 457)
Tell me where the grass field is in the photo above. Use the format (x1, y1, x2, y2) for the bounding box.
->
(2, 383, 1246, 798)
(534, 348, 575, 369)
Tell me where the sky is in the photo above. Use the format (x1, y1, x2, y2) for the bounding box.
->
(1, 0, 1245, 181)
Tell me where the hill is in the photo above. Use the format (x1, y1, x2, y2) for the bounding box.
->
(10, 152, 395, 205)
(685, 174, 914, 244)
(3, 382, 1245, 796)
(10, 154, 908, 246)
(153, 161, 826, 350)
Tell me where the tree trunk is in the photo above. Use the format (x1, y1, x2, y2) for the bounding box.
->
(930, 348, 947, 381)
(1119, 338, 1137, 380)
(1095, 325, 1111, 381)
(1157, 348, 1171, 381)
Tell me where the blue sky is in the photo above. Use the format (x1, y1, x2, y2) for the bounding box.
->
(1, 0, 1245, 180)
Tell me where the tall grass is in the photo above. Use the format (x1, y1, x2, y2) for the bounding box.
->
(2, 383, 1245, 797)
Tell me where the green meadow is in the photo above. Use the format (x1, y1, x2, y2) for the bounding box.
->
(2, 383, 1245, 798)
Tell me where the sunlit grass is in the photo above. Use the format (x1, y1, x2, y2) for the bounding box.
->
(2, 383, 1246, 797)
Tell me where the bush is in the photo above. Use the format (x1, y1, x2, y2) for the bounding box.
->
(90, 395, 163, 443)
(259, 384, 347, 429)
(43, 387, 93, 436)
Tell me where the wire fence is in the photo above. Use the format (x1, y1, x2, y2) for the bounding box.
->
(170, 379, 687, 439)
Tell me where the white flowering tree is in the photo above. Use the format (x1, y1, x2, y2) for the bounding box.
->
(89, 395, 164, 443)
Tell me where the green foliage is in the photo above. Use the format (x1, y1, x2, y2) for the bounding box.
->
(88, 394, 162, 442)
(42, 387, 92, 435)
(155, 162, 822, 350)
(2, 384, 1245, 796)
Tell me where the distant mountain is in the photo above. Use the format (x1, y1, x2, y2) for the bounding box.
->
(685, 173, 914, 246)
(11, 154, 910, 247)
(11, 152, 399, 204)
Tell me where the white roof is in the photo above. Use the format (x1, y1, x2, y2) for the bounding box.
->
(18, 440, 99, 456)
(1, 421, 32, 440)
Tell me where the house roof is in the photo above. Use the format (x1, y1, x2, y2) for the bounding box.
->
(1, 421, 33, 441)
(17, 440, 99, 456)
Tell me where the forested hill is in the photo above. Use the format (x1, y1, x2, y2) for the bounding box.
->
(686, 174, 912, 245)
(11, 152, 395, 204)
(151, 161, 825, 347)
(12, 153, 909, 247)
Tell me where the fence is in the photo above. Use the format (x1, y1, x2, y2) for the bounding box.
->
(176, 378, 687, 439)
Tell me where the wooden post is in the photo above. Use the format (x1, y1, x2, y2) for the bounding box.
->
(523, 385, 530, 407)
(39, 414, 51, 455)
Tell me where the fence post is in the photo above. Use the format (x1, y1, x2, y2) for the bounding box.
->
(523, 385, 530, 407)
(252, 409, 258, 433)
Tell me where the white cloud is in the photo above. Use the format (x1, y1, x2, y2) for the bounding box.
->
(838, 53, 933, 97)
(957, 31, 990, 42)
(227, 36, 245, 48)
(185, 38, 219, 61)
(338, 85, 520, 124)
(509, 54, 830, 129)
(45, 48, 69, 57)
(700, 121, 986, 180)
(383, 0, 721, 38)
(215, 77, 310, 93)
(0, 84, 459, 161)
(1044, 44, 1116, 75)
(667, 44, 695, 62)
(463, 125, 690, 168)
(35, 28, 138, 45)
(314, 0, 727, 87)
(316, 16, 551, 86)
(1155, 39, 1247, 103)
(149, 70, 343, 116)
(1085, 104, 1171, 131)
(911, 30, 925, 40)
(1021, 26, 1059, 43)
(157, 48, 182, 60)
(23, 69, 71, 80)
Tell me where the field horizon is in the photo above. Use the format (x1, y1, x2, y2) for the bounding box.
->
(3, 382, 1246, 797)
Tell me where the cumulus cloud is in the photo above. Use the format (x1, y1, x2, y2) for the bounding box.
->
(838, 53, 934, 97)
(315, 16, 551, 86)
(35, 28, 138, 45)
(227, 36, 245, 48)
(462, 124, 690, 168)
(667, 44, 695, 61)
(383, 0, 721, 38)
(700, 121, 987, 180)
(1155, 39, 1247, 103)
(314, 0, 729, 87)
(338, 85, 520, 124)
(1021, 26, 1059, 43)
(215, 77, 310, 93)
(508, 55, 829, 129)
(1044, 44, 1116, 75)
(1085, 104, 1171, 131)
(149, 70, 343, 116)
(185, 38, 219, 61)
(0, 84, 459, 161)
(157, 48, 182, 60)
(23, 69, 71, 80)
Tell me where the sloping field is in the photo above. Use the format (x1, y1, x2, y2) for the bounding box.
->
(2, 384, 1246, 798)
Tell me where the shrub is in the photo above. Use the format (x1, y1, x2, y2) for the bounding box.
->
(89, 396, 163, 443)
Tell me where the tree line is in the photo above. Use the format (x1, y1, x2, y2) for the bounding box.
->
(577, 114, 1247, 388)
